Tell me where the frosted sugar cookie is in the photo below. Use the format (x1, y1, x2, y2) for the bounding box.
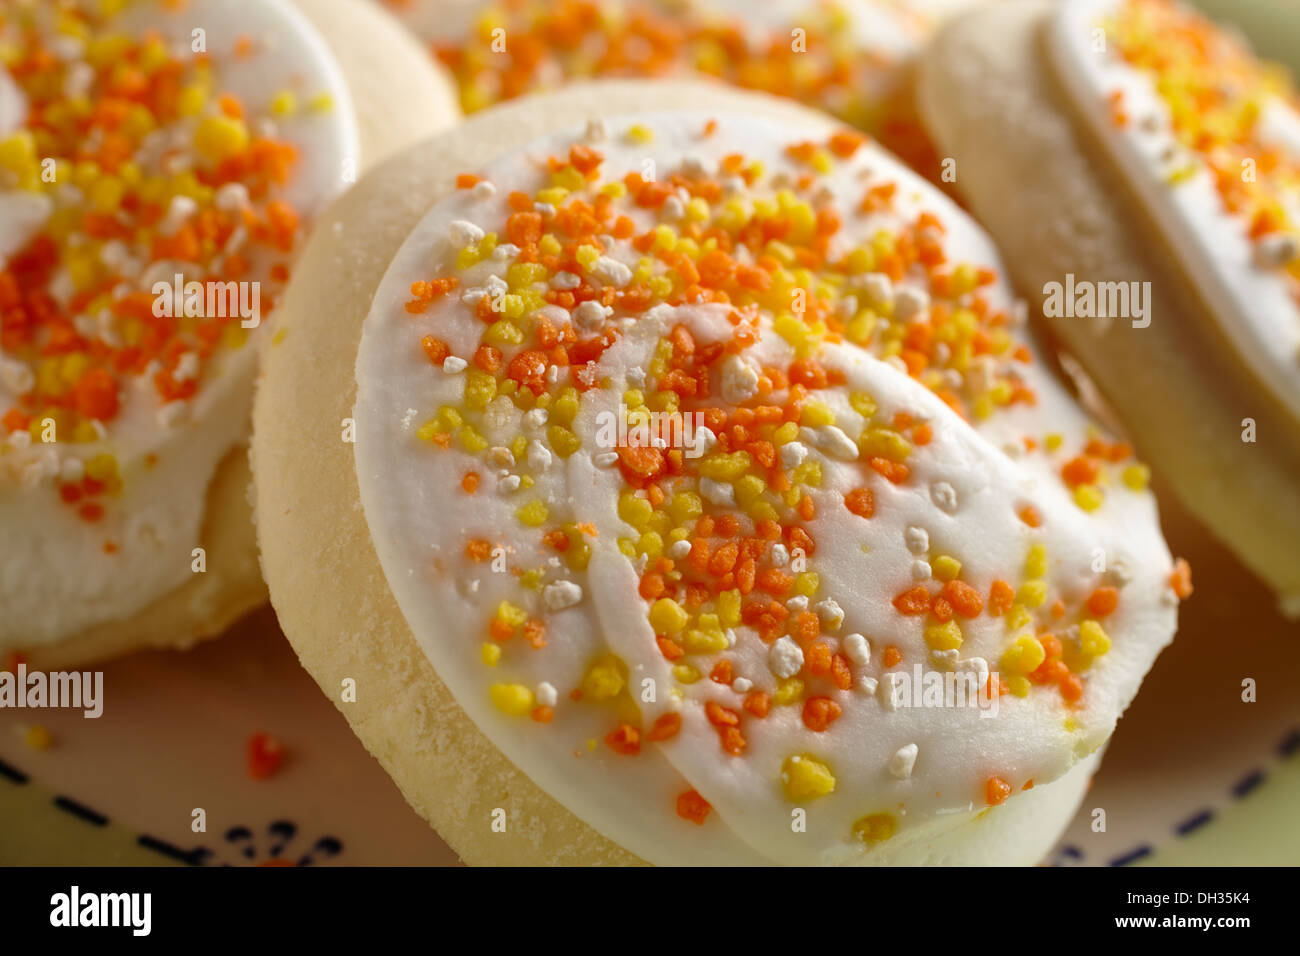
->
(383, 0, 988, 175)
(253, 81, 1186, 865)
(0, 0, 458, 668)
(918, 0, 1300, 613)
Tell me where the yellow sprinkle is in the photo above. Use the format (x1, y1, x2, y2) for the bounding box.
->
(649, 598, 689, 635)
(516, 500, 549, 526)
(931, 555, 961, 582)
(1079, 620, 1112, 658)
(772, 677, 805, 705)
(782, 754, 836, 801)
(193, 115, 248, 163)
(924, 620, 963, 651)
(582, 655, 627, 700)
(672, 664, 701, 684)
(1001, 633, 1046, 674)
(1025, 544, 1048, 579)
(852, 813, 897, 844)
(1018, 579, 1048, 608)
(23, 725, 54, 750)
(1073, 484, 1104, 512)
(481, 643, 502, 667)
(489, 683, 534, 716)
(1121, 464, 1150, 491)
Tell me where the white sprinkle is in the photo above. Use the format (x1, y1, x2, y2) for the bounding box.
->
(492, 243, 521, 260)
(700, 477, 735, 507)
(769, 637, 804, 679)
(173, 351, 199, 383)
(786, 594, 809, 613)
(879, 673, 903, 712)
(448, 220, 485, 245)
(912, 559, 932, 581)
(931, 481, 958, 513)
(551, 271, 581, 290)
(770, 543, 790, 567)
(732, 677, 752, 693)
(904, 525, 929, 555)
(815, 598, 844, 631)
(858, 676, 879, 696)
(526, 440, 552, 472)
(931, 648, 958, 667)
(486, 446, 515, 468)
(585, 117, 608, 142)
(894, 286, 930, 322)
(592, 255, 633, 288)
(668, 539, 692, 560)
(956, 656, 990, 688)
(814, 425, 859, 461)
(720, 354, 759, 404)
(534, 202, 556, 217)
(214, 182, 250, 212)
(497, 474, 521, 494)
(862, 272, 893, 307)
(889, 743, 919, 779)
(536, 682, 558, 707)
(442, 355, 468, 374)
(472, 180, 497, 199)
(573, 299, 612, 332)
(0, 358, 34, 394)
(594, 451, 620, 467)
(158, 195, 198, 235)
(524, 408, 549, 429)
(60, 456, 85, 483)
(542, 580, 584, 611)
(779, 441, 808, 469)
(843, 633, 870, 666)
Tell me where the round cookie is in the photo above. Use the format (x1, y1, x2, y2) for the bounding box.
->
(382, 0, 989, 176)
(253, 80, 1184, 864)
(917, 0, 1300, 614)
(0, 0, 458, 669)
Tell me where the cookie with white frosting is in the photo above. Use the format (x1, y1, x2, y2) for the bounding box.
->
(918, 0, 1300, 614)
(253, 81, 1186, 864)
(0, 0, 458, 667)
(382, 0, 991, 176)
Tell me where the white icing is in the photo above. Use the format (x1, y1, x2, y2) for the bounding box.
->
(0, 0, 359, 648)
(1051, 0, 1300, 420)
(353, 110, 1178, 863)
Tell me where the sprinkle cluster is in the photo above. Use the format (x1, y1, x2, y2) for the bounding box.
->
(1106, 0, 1300, 289)
(0, 0, 325, 521)
(395, 117, 1188, 846)
(413, 0, 939, 173)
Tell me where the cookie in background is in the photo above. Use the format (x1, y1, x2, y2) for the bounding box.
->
(918, 0, 1300, 614)
(0, 0, 458, 668)
(381, 0, 995, 176)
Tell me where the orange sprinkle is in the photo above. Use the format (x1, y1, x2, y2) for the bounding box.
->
(647, 712, 682, 741)
(605, 723, 641, 755)
(1085, 587, 1119, 617)
(801, 696, 842, 732)
(676, 789, 711, 824)
(1169, 558, 1194, 600)
(985, 776, 1012, 807)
